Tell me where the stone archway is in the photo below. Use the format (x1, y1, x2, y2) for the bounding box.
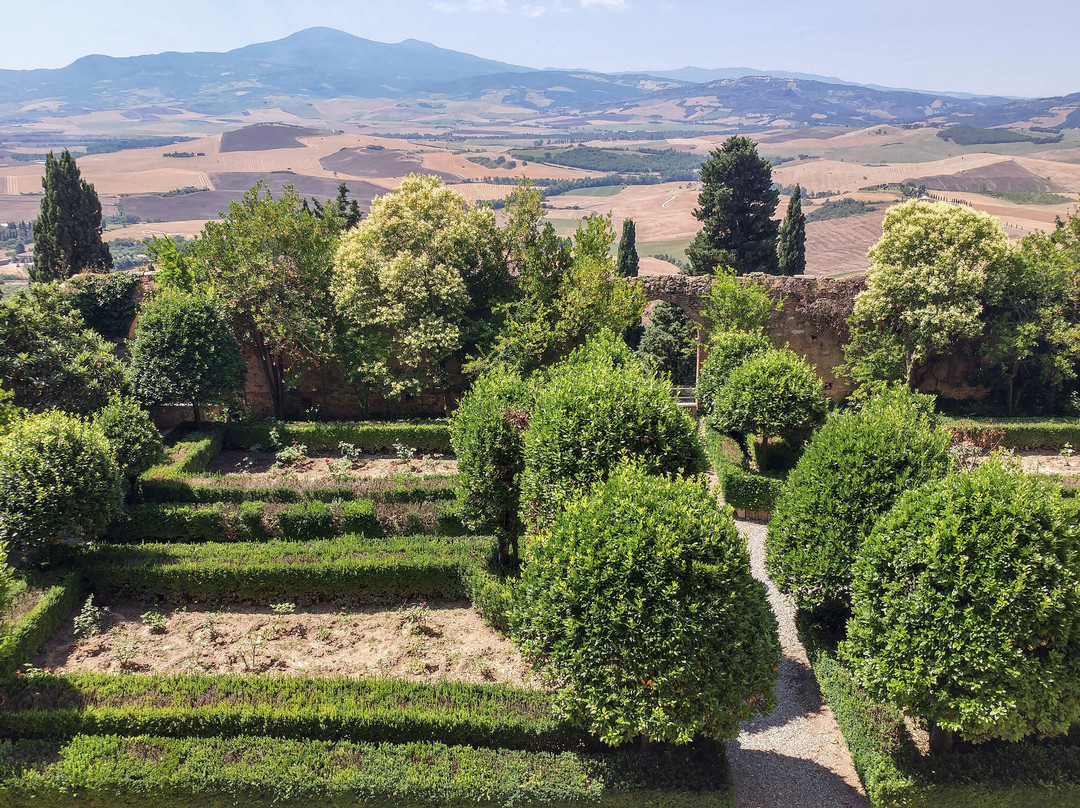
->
(633, 274, 713, 387)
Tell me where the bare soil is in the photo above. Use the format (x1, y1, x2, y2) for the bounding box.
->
(202, 450, 457, 484)
(35, 600, 537, 686)
(220, 124, 322, 152)
(1018, 450, 1080, 477)
(2, 586, 45, 629)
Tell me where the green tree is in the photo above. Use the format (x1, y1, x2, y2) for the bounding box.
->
(616, 218, 639, 278)
(776, 185, 806, 275)
(190, 183, 340, 419)
(31, 150, 112, 282)
(0, 284, 126, 415)
(128, 289, 247, 428)
(686, 136, 779, 276)
(147, 236, 208, 294)
(636, 301, 696, 384)
(701, 267, 780, 334)
(93, 395, 165, 482)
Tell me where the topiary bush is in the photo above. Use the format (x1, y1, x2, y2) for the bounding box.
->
(519, 331, 707, 528)
(513, 463, 780, 745)
(707, 347, 826, 454)
(94, 395, 164, 482)
(842, 459, 1080, 750)
(695, 330, 771, 418)
(0, 411, 122, 555)
(449, 365, 533, 565)
(766, 387, 950, 624)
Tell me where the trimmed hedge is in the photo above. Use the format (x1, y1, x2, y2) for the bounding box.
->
(942, 417, 1080, 450)
(0, 672, 590, 752)
(805, 626, 1080, 808)
(104, 500, 466, 543)
(0, 734, 735, 808)
(142, 428, 224, 480)
(224, 420, 452, 454)
(140, 474, 459, 506)
(0, 576, 82, 677)
(703, 429, 783, 514)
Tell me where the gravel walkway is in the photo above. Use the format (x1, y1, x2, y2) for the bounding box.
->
(728, 519, 869, 808)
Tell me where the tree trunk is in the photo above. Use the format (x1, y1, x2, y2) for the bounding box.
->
(1007, 361, 1019, 416)
(193, 403, 203, 430)
(929, 723, 955, 756)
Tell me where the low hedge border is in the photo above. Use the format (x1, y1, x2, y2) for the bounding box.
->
(139, 475, 459, 506)
(801, 620, 1080, 807)
(143, 428, 224, 480)
(942, 418, 1080, 451)
(103, 500, 468, 543)
(224, 420, 452, 454)
(74, 534, 512, 629)
(0, 733, 734, 808)
(0, 576, 82, 678)
(0, 672, 591, 753)
(702, 428, 784, 515)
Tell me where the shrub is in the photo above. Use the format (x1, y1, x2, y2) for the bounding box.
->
(695, 330, 771, 417)
(766, 387, 950, 623)
(842, 459, 1080, 748)
(513, 464, 780, 745)
(0, 411, 121, 554)
(450, 366, 533, 564)
(66, 271, 140, 338)
(520, 332, 707, 527)
(707, 347, 826, 453)
(273, 501, 336, 541)
(94, 395, 164, 481)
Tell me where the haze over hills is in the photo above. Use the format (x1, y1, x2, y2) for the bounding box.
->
(0, 27, 1076, 129)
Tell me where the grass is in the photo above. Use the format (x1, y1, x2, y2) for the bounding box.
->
(561, 184, 626, 197)
(639, 237, 694, 263)
(976, 190, 1074, 205)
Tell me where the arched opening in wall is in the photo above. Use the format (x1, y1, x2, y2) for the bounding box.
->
(629, 296, 709, 406)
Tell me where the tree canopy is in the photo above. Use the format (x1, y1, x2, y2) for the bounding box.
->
(616, 218, 639, 278)
(777, 185, 806, 275)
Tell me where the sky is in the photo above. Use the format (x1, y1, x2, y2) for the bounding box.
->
(2, 0, 1078, 98)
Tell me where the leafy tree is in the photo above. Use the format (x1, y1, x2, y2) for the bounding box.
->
(777, 185, 806, 275)
(0, 284, 126, 415)
(93, 396, 164, 483)
(31, 150, 112, 282)
(686, 136, 779, 276)
(844, 200, 1013, 390)
(332, 174, 509, 399)
(636, 301, 696, 384)
(190, 183, 340, 419)
(616, 217, 639, 277)
(701, 266, 780, 334)
(513, 462, 780, 746)
(843, 459, 1080, 752)
(696, 330, 772, 419)
(147, 236, 208, 294)
(128, 289, 246, 428)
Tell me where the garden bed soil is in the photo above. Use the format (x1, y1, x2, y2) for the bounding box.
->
(1017, 450, 1080, 477)
(203, 450, 457, 482)
(1, 586, 45, 629)
(34, 600, 536, 687)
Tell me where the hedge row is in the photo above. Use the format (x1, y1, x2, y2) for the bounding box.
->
(104, 500, 466, 543)
(143, 429, 224, 480)
(140, 474, 459, 506)
(0, 734, 734, 808)
(703, 429, 784, 514)
(223, 420, 453, 454)
(803, 625, 1080, 808)
(0, 672, 590, 752)
(0, 577, 82, 678)
(942, 417, 1080, 450)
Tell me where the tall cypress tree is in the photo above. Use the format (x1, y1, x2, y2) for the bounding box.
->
(777, 185, 806, 276)
(686, 136, 779, 276)
(31, 150, 113, 283)
(616, 218, 639, 278)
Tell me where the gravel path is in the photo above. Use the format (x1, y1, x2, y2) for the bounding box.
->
(728, 519, 869, 808)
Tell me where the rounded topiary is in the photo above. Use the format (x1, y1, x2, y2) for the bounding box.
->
(0, 411, 122, 553)
(766, 387, 949, 623)
(520, 332, 707, 528)
(695, 330, 771, 418)
(708, 347, 826, 449)
(94, 395, 165, 481)
(842, 460, 1080, 747)
(513, 463, 780, 745)
(449, 365, 534, 564)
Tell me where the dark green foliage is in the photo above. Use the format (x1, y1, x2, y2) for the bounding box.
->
(272, 501, 337, 541)
(616, 218, 639, 278)
(510, 145, 703, 177)
(0, 411, 122, 554)
(0, 673, 589, 752)
(978, 190, 1073, 205)
(686, 136, 779, 275)
(223, 420, 452, 454)
(128, 290, 246, 425)
(450, 367, 532, 564)
(513, 464, 779, 745)
(93, 396, 164, 481)
(695, 331, 772, 418)
(0, 575, 81, 677)
(843, 460, 1080, 744)
(520, 332, 707, 527)
(766, 388, 950, 622)
(0, 284, 127, 415)
(776, 185, 806, 275)
(635, 301, 697, 385)
(940, 417, 1080, 450)
(0, 733, 734, 808)
(718, 463, 784, 514)
(31, 150, 113, 282)
(805, 197, 877, 223)
(65, 271, 140, 338)
(938, 125, 1063, 146)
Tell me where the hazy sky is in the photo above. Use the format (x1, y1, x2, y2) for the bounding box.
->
(4, 0, 1077, 98)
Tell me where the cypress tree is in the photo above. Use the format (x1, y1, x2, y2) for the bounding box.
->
(777, 185, 806, 275)
(616, 218, 639, 277)
(31, 150, 112, 283)
(686, 136, 779, 276)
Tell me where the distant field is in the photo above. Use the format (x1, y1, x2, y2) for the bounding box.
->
(560, 185, 626, 197)
(219, 124, 323, 152)
(320, 147, 459, 181)
(639, 237, 693, 263)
